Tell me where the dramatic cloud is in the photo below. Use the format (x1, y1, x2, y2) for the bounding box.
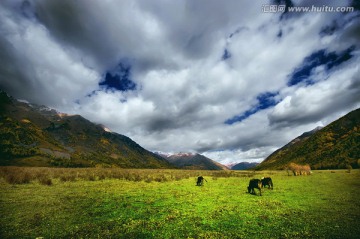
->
(1, 0, 359, 165)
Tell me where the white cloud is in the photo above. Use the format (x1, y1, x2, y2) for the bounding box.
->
(269, 56, 360, 127)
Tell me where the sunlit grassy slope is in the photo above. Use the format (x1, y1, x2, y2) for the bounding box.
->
(256, 108, 360, 170)
(0, 168, 359, 238)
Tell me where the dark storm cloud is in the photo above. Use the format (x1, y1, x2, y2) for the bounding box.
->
(0, 0, 100, 107)
(0, 37, 36, 100)
(34, 0, 123, 71)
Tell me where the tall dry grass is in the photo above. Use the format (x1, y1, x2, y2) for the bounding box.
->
(0, 166, 257, 185)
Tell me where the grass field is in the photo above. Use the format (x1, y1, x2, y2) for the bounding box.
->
(0, 167, 359, 239)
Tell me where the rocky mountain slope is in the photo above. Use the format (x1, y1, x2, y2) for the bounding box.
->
(0, 90, 173, 168)
(256, 108, 360, 170)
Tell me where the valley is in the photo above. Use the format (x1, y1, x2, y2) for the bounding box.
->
(0, 168, 359, 238)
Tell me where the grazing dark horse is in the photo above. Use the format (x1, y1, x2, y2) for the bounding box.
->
(196, 176, 207, 186)
(261, 177, 273, 189)
(248, 179, 262, 196)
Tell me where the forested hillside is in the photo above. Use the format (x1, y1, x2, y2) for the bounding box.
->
(256, 108, 360, 170)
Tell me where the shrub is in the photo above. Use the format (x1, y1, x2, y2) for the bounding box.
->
(287, 163, 311, 176)
(346, 164, 352, 173)
(60, 174, 76, 182)
(5, 172, 32, 184)
(39, 177, 53, 186)
(88, 174, 96, 181)
(154, 175, 167, 182)
(98, 174, 106, 180)
(145, 177, 153, 183)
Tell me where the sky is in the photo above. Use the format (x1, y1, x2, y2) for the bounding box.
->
(0, 0, 359, 165)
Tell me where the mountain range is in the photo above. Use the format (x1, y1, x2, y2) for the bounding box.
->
(1, 90, 359, 170)
(157, 152, 229, 170)
(256, 108, 360, 170)
(0, 90, 172, 168)
(230, 162, 259, 170)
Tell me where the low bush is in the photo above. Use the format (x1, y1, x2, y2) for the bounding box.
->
(38, 177, 52, 186)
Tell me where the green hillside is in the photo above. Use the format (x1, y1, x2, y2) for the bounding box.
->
(0, 90, 172, 168)
(256, 108, 360, 170)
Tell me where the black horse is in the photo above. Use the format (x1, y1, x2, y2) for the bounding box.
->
(248, 179, 262, 196)
(261, 177, 273, 189)
(196, 176, 207, 186)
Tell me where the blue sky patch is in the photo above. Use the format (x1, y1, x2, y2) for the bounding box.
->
(99, 62, 136, 91)
(222, 49, 231, 60)
(225, 91, 279, 125)
(257, 92, 279, 110)
(287, 46, 354, 87)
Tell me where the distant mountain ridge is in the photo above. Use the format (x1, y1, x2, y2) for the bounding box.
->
(231, 162, 259, 170)
(256, 108, 360, 170)
(158, 152, 229, 170)
(0, 90, 173, 168)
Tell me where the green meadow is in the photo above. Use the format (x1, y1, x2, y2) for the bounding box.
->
(0, 168, 359, 239)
